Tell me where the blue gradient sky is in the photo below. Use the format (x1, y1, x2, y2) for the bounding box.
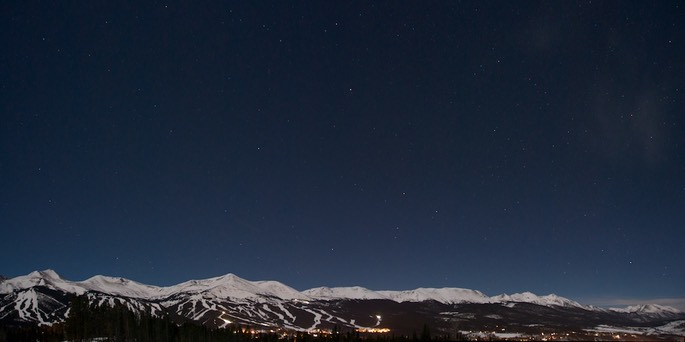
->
(2, 2, 683, 309)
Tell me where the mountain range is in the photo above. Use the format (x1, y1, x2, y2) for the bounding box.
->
(1, 270, 683, 339)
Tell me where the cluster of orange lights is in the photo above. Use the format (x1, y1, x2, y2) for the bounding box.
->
(355, 328, 391, 333)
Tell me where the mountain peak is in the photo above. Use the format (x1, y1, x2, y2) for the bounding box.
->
(219, 273, 240, 279)
(80, 275, 163, 299)
(1, 269, 85, 295)
(210, 273, 253, 286)
(29, 269, 61, 280)
(166, 273, 306, 301)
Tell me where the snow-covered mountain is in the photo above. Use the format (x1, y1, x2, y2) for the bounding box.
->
(490, 292, 588, 309)
(610, 304, 682, 315)
(0, 270, 602, 308)
(79, 275, 165, 298)
(0, 270, 87, 295)
(378, 287, 492, 304)
(157, 273, 309, 301)
(1, 269, 683, 337)
(303, 286, 388, 300)
(0, 270, 307, 302)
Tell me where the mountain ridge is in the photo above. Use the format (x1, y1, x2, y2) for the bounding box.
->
(1, 269, 680, 314)
(2, 269, 684, 338)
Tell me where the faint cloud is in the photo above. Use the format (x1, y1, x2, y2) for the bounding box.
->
(585, 79, 668, 166)
(517, 6, 563, 55)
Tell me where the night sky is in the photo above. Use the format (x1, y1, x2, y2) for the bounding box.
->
(2, 2, 684, 309)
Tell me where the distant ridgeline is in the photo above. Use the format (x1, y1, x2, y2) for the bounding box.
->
(1, 270, 684, 341)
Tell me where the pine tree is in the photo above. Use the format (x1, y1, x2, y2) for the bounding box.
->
(420, 324, 431, 342)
